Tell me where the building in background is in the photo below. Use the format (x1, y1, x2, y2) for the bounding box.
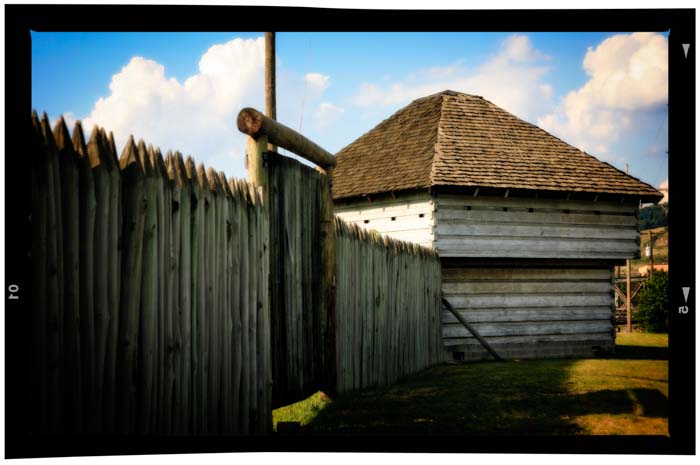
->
(332, 90, 663, 360)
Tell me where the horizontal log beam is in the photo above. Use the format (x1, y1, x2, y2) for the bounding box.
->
(237, 107, 336, 170)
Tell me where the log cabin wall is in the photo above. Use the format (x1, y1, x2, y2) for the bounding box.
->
(434, 194, 640, 260)
(441, 260, 616, 360)
(335, 191, 641, 361)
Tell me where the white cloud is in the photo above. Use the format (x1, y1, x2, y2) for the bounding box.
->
(538, 32, 668, 157)
(350, 34, 553, 123)
(75, 39, 339, 178)
(314, 102, 345, 129)
(80, 37, 267, 178)
(304, 72, 330, 97)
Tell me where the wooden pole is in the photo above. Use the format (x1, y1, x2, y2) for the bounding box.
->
(265, 32, 277, 153)
(319, 168, 337, 395)
(626, 260, 632, 333)
(237, 108, 335, 170)
(54, 118, 84, 433)
(648, 231, 654, 277)
(31, 113, 49, 432)
(441, 295, 503, 361)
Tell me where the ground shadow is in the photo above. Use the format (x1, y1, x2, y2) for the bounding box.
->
(303, 347, 668, 435)
(610, 345, 668, 360)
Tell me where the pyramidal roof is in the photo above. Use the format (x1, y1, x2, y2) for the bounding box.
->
(332, 90, 662, 202)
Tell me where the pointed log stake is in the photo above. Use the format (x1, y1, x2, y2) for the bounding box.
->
(101, 126, 122, 434)
(237, 107, 335, 170)
(54, 117, 84, 433)
(441, 295, 503, 362)
(31, 112, 49, 433)
(87, 127, 112, 432)
(117, 136, 146, 434)
(138, 140, 158, 435)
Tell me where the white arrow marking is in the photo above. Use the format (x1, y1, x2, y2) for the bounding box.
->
(683, 43, 690, 58)
(682, 287, 690, 302)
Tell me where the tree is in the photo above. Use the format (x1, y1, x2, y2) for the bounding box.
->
(639, 203, 668, 230)
(637, 271, 669, 333)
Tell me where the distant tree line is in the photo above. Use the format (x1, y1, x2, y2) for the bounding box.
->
(639, 202, 668, 230)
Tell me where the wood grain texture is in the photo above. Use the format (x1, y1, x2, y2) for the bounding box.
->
(29, 119, 272, 436)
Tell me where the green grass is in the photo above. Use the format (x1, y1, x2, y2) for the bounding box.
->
(274, 332, 668, 435)
(272, 391, 333, 432)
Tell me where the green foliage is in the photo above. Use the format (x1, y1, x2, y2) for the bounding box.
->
(637, 271, 669, 333)
(639, 203, 668, 230)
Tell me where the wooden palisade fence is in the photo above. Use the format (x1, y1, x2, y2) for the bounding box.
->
(334, 220, 443, 392)
(30, 112, 271, 435)
(27, 107, 444, 437)
(239, 107, 443, 403)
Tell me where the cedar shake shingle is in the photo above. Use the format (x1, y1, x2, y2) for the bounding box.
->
(333, 90, 663, 202)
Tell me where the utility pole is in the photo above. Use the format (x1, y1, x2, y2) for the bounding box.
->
(648, 231, 654, 277)
(265, 32, 277, 152)
(625, 163, 632, 333)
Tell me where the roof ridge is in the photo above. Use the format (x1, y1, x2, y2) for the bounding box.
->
(428, 93, 448, 187)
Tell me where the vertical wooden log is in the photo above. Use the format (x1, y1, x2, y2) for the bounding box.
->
(136, 140, 158, 435)
(31, 113, 49, 432)
(254, 185, 266, 433)
(229, 178, 242, 435)
(174, 153, 189, 434)
(247, 184, 259, 433)
(205, 167, 221, 434)
(196, 163, 211, 435)
(218, 172, 232, 434)
(186, 156, 205, 435)
(261, 184, 272, 433)
(626, 259, 632, 333)
(162, 152, 177, 435)
(238, 181, 251, 435)
(103, 127, 122, 434)
(152, 149, 167, 433)
(40, 115, 64, 433)
(265, 31, 277, 153)
(53, 118, 83, 433)
(268, 157, 284, 408)
(117, 136, 146, 434)
(84, 126, 111, 433)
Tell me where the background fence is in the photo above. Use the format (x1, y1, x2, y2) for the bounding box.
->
(334, 220, 443, 393)
(30, 113, 271, 436)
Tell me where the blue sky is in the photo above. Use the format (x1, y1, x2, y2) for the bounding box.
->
(32, 31, 669, 190)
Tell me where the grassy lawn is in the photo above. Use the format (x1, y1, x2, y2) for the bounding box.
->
(273, 332, 668, 435)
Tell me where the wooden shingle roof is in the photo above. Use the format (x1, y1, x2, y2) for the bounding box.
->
(332, 90, 663, 202)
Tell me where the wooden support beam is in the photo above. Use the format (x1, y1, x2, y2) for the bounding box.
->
(626, 259, 631, 333)
(237, 107, 335, 170)
(246, 135, 269, 192)
(442, 296, 503, 362)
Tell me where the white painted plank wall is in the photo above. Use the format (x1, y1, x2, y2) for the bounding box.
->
(334, 192, 436, 249)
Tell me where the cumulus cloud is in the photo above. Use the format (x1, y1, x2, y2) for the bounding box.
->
(538, 32, 668, 157)
(73, 38, 341, 178)
(304, 72, 330, 97)
(80, 37, 267, 178)
(314, 102, 345, 129)
(351, 34, 554, 123)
